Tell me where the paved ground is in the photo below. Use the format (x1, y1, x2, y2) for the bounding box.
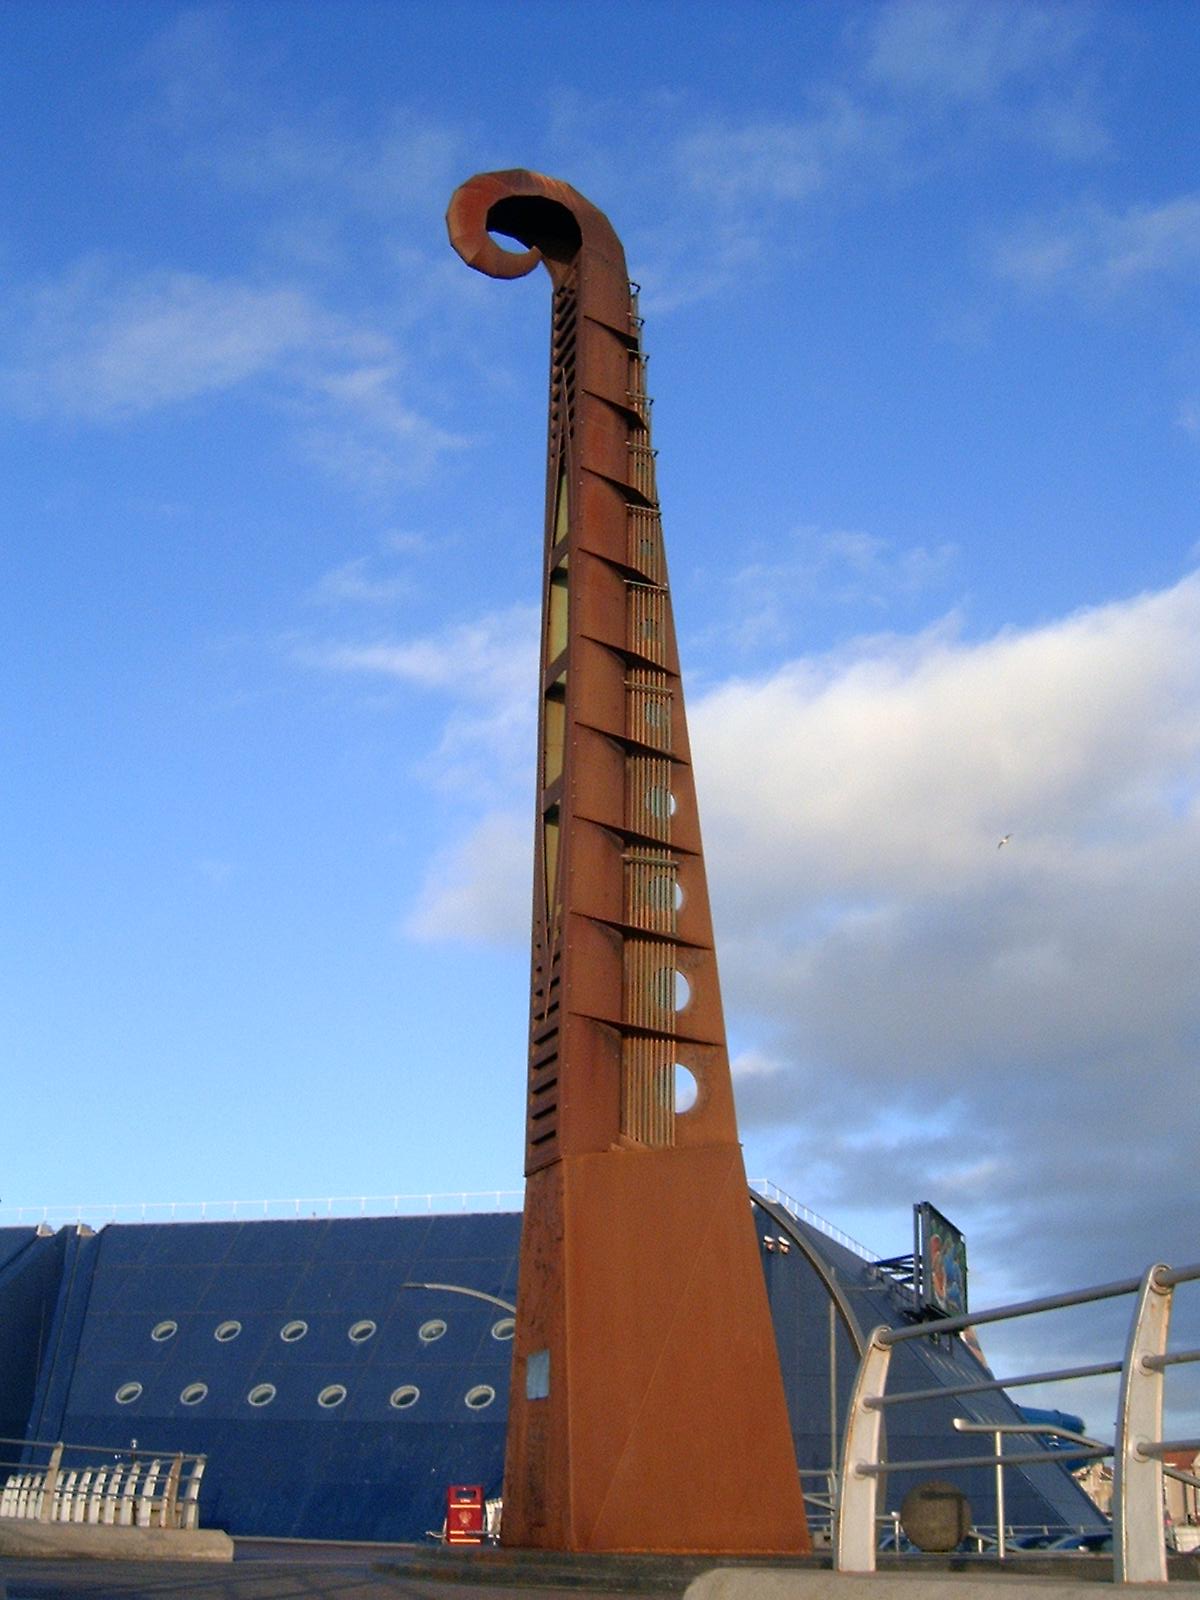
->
(0, 1540, 641, 1600)
(2, 1541, 1199, 1600)
(1, 1552, 624, 1600)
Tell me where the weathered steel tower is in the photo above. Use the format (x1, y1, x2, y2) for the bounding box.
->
(447, 170, 809, 1554)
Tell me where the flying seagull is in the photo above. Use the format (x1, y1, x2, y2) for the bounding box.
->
(997, 834, 1012, 849)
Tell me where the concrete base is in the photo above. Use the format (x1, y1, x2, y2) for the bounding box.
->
(0, 1516, 233, 1562)
(686, 1570, 1200, 1599)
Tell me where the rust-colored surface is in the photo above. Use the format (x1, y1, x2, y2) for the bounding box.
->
(447, 170, 810, 1555)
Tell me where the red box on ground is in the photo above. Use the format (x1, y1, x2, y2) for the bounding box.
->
(446, 1484, 484, 1544)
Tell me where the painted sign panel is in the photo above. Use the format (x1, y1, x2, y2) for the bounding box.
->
(916, 1201, 968, 1318)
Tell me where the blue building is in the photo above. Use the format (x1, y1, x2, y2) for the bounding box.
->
(0, 1192, 1104, 1544)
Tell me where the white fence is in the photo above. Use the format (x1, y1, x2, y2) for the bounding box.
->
(0, 1437, 206, 1531)
(749, 1179, 875, 1261)
(0, 1191, 525, 1229)
(836, 1259, 1200, 1583)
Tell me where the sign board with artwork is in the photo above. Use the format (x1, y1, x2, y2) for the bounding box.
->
(915, 1201, 968, 1319)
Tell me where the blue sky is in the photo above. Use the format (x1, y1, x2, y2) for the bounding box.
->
(2, 0, 1198, 1394)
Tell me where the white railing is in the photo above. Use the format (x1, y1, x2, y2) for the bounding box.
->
(835, 1259, 1200, 1583)
(0, 1190, 525, 1229)
(749, 1179, 876, 1261)
(6, 1182, 858, 1243)
(0, 1437, 206, 1530)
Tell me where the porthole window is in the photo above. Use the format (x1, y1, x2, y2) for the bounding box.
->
(317, 1384, 347, 1409)
(491, 1317, 515, 1341)
(214, 1320, 241, 1342)
(348, 1319, 376, 1344)
(389, 1384, 420, 1410)
(465, 1384, 496, 1410)
(280, 1320, 308, 1342)
(247, 1384, 276, 1407)
(115, 1382, 143, 1405)
(150, 1320, 178, 1342)
(180, 1382, 208, 1406)
(418, 1318, 446, 1343)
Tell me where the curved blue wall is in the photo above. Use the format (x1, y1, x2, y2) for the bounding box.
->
(9, 1199, 1103, 1542)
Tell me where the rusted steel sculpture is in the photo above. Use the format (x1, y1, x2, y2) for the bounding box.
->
(447, 170, 809, 1554)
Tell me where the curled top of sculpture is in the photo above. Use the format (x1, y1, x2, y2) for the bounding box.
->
(446, 169, 625, 283)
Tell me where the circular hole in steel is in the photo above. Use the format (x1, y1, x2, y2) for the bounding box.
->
(115, 1382, 143, 1405)
(317, 1384, 347, 1409)
(654, 967, 690, 1012)
(645, 785, 671, 820)
(464, 1384, 496, 1410)
(390, 1385, 420, 1410)
(180, 1382, 208, 1406)
(248, 1384, 276, 1407)
(214, 1320, 241, 1343)
(348, 1319, 376, 1344)
(151, 1320, 177, 1343)
(418, 1318, 447, 1344)
(674, 1064, 698, 1113)
(646, 875, 674, 912)
(490, 1317, 515, 1341)
(280, 1320, 308, 1343)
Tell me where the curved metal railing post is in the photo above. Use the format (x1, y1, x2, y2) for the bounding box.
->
(1114, 1262, 1173, 1583)
(38, 1442, 62, 1522)
(834, 1325, 892, 1572)
(162, 1453, 183, 1528)
(180, 1456, 206, 1529)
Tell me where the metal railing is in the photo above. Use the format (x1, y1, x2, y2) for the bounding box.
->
(835, 1259, 1200, 1583)
(0, 1437, 206, 1530)
(799, 1467, 838, 1545)
(5, 1181, 866, 1249)
(749, 1180, 876, 1261)
(0, 1190, 524, 1228)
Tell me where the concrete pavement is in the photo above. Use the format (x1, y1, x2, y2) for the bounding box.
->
(3, 1541, 1200, 1600)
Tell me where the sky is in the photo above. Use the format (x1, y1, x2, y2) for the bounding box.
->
(2, 1, 1198, 1425)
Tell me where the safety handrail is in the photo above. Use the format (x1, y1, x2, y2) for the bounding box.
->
(835, 1258, 1200, 1584)
(0, 1436, 207, 1530)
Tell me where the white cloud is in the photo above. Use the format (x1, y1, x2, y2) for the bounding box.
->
(139, 6, 240, 131)
(858, 0, 1109, 163)
(219, 119, 466, 216)
(0, 264, 321, 418)
(404, 810, 530, 945)
(303, 607, 539, 942)
(562, 1, 1104, 317)
(308, 555, 411, 607)
(687, 571, 1200, 1288)
(0, 260, 464, 485)
(722, 527, 958, 651)
(315, 603, 536, 701)
(676, 94, 882, 207)
(305, 603, 539, 795)
(865, 0, 1090, 104)
(693, 575, 1200, 911)
(142, 8, 464, 214)
(298, 361, 467, 489)
(995, 194, 1200, 294)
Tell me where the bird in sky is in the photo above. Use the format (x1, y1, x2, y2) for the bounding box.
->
(997, 834, 1012, 849)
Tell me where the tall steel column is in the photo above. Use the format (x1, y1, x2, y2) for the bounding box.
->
(447, 170, 809, 1554)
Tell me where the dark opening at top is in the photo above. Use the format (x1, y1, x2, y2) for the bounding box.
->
(487, 196, 582, 265)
